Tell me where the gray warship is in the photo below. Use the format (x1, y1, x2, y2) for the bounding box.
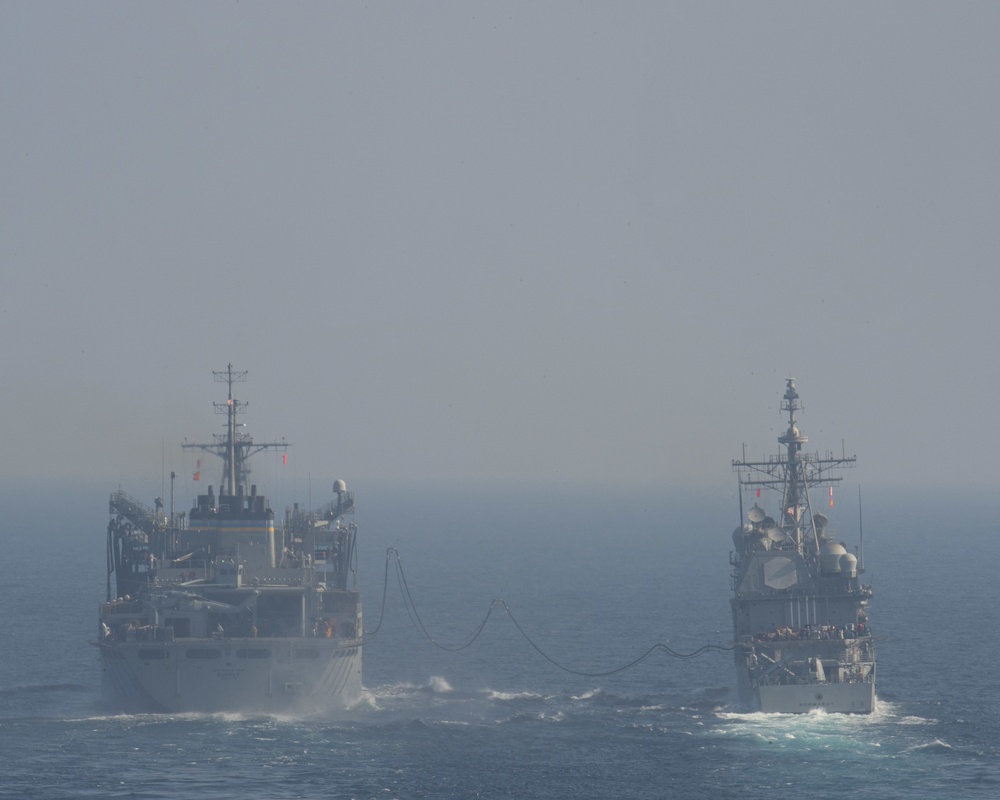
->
(96, 366, 362, 713)
(729, 379, 875, 713)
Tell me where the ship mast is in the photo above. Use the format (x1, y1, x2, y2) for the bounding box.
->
(777, 379, 809, 548)
(733, 378, 856, 557)
(182, 364, 288, 495)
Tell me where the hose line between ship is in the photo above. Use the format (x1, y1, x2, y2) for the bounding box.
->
(362, 547, 733, 676)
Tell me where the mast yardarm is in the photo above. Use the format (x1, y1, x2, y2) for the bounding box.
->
(181, 364, 288, 494)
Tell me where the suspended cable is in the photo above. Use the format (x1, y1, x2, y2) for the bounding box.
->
(359, 547, 394, 639)
(364, 547, 733, 675)
(496, 598, 733, 677)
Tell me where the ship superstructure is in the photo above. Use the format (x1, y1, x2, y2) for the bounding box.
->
(97, 365, 362, 713)
(730, 379, 875, 713)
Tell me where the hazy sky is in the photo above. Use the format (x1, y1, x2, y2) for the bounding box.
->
(3, 3, 998, 499)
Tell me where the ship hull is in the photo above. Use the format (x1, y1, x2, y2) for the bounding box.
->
(736, 666, 875, 714)
(98, 637, 362, 714)
(757, 682, 874, 714)
(730, 381, 876, 715)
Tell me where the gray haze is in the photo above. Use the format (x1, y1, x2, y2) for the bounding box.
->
(3, 3, 998, 497)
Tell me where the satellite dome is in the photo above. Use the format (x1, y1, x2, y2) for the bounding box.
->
(840, 552, 858, 578)
(333, 479, 347, 494)
(820, 541, 847, 574)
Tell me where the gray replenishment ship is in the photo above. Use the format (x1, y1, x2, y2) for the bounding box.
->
(730, 379, 875, 713)
(96, 366, 362, 713)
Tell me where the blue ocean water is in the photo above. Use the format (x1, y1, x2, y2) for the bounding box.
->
(1, 481, 997, 799)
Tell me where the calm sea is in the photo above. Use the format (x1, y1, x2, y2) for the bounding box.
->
(1, 481, 997, 799)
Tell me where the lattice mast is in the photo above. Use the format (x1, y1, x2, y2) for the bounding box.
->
(732, 378, 856, 557)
